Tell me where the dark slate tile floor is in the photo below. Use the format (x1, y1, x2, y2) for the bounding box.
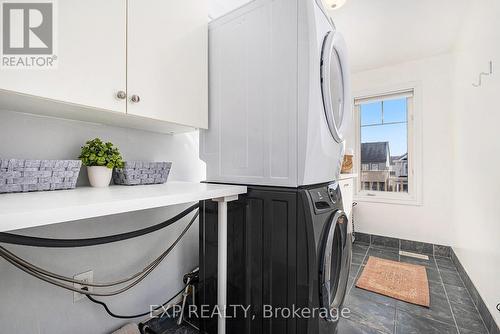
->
(146, 319, 198, 334)
(156, 242, 490, 334)
(341, 242, 490, 334)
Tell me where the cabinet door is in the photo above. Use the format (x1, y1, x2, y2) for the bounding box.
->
(126, 0, 208, 128)
(339, 178, 354, 219)
(0, 0, 127, 113)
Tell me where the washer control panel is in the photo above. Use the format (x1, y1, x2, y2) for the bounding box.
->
(308, 187, 330, 214)
(308, 182, 342, 214)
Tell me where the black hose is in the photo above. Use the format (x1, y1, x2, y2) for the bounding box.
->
(0, 203, 199, 248)
(85, 285, 186, 319)
(0, 210, 199, 296)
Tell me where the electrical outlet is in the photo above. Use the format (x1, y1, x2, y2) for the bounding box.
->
(73, 270, 93, 303)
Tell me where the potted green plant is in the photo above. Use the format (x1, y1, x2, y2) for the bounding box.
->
(79, 138, 124, 188)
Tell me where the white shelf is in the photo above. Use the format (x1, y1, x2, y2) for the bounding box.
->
(338, 173, 358, 181)
(0, 181, 247, 232)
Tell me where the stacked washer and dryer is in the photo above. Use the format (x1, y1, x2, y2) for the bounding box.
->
(199, 0, 352, 333)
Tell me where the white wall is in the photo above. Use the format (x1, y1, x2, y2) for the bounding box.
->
(452, 0, 500, 326)
(346, 54, 456, 245)
(0, 110, 205, 333)
(347, 5, 499, 325)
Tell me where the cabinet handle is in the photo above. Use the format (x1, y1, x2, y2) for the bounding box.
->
(130, 95, 141, 103)
(116, 91, 127, 100)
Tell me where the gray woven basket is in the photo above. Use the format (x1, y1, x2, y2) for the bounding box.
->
(0, 159, 81, 194)
(113, 161, 172, 186)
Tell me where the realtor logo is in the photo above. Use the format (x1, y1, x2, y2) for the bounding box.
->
(1, 0, 57, 68)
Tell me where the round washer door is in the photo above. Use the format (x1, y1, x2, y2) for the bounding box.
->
(320, 31, 351, 143)
(319, 210, 349, 320)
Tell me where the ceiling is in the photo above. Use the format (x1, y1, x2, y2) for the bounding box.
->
(208, 0, 469, 72)
(329, 0, 469, 72)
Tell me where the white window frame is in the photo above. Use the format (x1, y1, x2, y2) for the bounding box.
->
(353, 84, 423, 206)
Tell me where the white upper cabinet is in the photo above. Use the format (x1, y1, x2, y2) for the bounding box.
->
(0, 0, 208, 133)
(127, 0, 208, 129)
(0, 0, 127, 113)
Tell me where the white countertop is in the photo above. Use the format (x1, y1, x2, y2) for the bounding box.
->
(338, 173, 358, 180)
(0, 181, 247, 232)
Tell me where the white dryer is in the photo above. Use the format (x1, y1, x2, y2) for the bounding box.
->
(201, 0, 351, 187)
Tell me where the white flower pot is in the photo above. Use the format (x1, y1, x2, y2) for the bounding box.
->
(87, 166, 112, 188)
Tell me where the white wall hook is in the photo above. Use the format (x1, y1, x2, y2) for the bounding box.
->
(472, 61, 493, 87)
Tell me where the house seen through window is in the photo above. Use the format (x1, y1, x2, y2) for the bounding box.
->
(356, 91, 413, 194)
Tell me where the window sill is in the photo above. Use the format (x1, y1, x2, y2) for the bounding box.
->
(354, 194, 423, 206)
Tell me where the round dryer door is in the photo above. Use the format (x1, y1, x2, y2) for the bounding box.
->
(320, 31, 351, 143)
(319, 210, 349, 320)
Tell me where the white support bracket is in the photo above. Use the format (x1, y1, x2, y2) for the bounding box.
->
(212, 194, 239, 334)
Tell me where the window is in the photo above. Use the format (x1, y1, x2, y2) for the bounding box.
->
(354, 89, 420, 204)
